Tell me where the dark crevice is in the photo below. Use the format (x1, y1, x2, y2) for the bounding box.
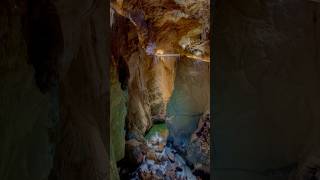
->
(23, 0, 63, 93)
(117, 56, 130, 91)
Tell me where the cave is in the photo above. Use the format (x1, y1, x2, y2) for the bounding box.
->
(3, 0, 320, 180)
(110, 0, 210, 179)
(0, 0, 210, 179)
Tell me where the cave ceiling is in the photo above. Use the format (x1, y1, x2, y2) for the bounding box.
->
(111, 0, 210, 62)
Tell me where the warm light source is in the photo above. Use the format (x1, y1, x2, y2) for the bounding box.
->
(154, 49, 208, 62)
(155, 49, 180, 57)
(156, 49, 164, 55)
(186, 55, 210, 62)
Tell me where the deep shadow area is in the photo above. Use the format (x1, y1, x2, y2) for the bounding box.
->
(0, 0, 109, 179)
(213, 0, 320, 180)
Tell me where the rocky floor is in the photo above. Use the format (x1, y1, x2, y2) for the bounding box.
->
(119, 129, 197, 180)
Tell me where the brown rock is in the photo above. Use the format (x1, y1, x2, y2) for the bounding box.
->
(146, 151, 158, 161)
(125, 139, 148, 165)
(186, 112, 210, 171)
(111, 0, 210, 140)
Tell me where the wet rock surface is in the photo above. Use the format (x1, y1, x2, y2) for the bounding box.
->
(125, 139, 149, 166)
(121, 136, 196, 180)
(186, 112, 210, 174)
(166, 59, 210, 154)
(111, 0, 210, 139)
(119, 121, 210, 180)
(111, 1, 211, 179)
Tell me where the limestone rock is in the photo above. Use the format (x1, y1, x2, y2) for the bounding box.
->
(111, 0, 210, 143)
(126, 139, 148, 166)
(110, 61, 127, 162)
(186, 112, 210, 176)
(111, 0, 210, 61)
(166, 58, 210, 152)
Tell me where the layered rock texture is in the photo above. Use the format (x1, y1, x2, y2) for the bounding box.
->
(111, 0, 210, 61)
(214, 0, 320, 180)
(111, 0, 210, 179)
(1, 0, 210, 179)
(111, 0, 210, 139)
(167, 58, 210, 152)
(186, 112, 210, 174)
(110, 61, 127, 180)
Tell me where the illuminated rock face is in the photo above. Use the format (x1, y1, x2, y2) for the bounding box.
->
(0, 0, 210, 179)
(110, 1, 210, 179)
(111, 0, 210, 139)
(126, 54, 179, 135)
(111, 0, 210, 62)
(167, 58, 210, 152)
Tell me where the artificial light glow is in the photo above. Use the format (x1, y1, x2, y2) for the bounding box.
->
(156, 49, 164, 55)
(186, 55, 210, 62)
(155, 49, 180, 57)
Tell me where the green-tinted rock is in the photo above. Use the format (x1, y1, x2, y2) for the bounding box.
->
(166, 58, 210, 149)
(110, 66, 127, 161)
(145, 123, 168, 140)
(110, 65, 128, 180)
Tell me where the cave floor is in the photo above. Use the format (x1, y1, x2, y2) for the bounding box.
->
(120, 123, 197, 180)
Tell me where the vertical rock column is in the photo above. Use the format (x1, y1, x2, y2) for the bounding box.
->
(109, 61, 127, 180)
(50, 0, 109, 179)
(166, 58, 210, 152)
(0, 1, 56, 179)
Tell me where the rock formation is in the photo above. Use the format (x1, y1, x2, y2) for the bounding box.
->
(110, 0, 210, 179)
(1, 0, 109, 179)
(186, 112, 210, 175)
(0, 2, 54, 179)
(0, 0, 210, 179)
(166, 58, 210, 153)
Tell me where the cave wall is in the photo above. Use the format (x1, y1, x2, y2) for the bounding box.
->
(111, 12, 178, 138)
(214, 0, 320, 179)
(148, 56, 177, 117)
(111, 0, 210, 61)
(110, 61, 127, 180)
(126, 50, 178, 136)
(51, 0, 109, 179)
(125, 49, 153, 135)
(110, 65, 127, 162)
(167, 58, 210, 151)
(1, 0, 211, 179)
(110, 1, 211, 145)
(0, 1, 56, 180)
(1, 0, 109, 179)
(186, 111, 210, 173)
(110, 3, 212, 177)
